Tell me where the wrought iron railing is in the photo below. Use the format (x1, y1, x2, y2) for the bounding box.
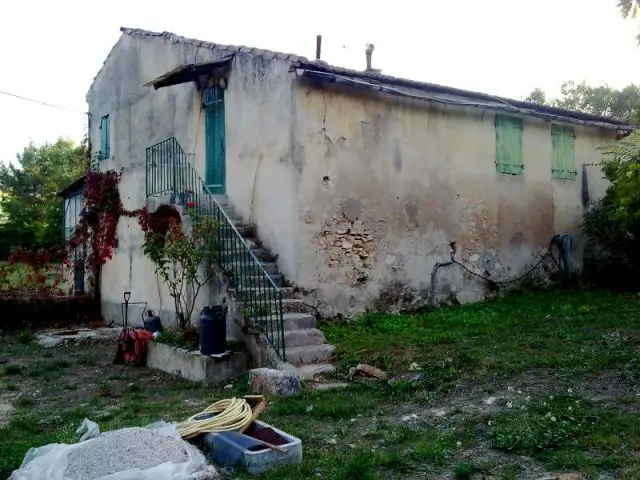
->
(145, 138, 286, 361)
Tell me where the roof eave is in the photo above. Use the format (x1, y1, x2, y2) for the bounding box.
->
(143, 57, 233, 90)
(57, 176, 86, 198)
(293, 62, 632, 131)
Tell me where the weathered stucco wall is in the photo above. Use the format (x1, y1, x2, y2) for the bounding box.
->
(87, 33, 301, 327)
(222, 56, 299, 280)
(290, 84, 616, 315)
(87, 34, 222, 327)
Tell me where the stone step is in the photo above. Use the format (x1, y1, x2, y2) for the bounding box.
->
(253, 312, 315, 329)
(231, 286, 296, 300)
(227, 215, 243, 226)
(194, 206, 241, 224)
(218, 247, 275, 263)
(235, 299, 311, 316)
(227, 261, 278, 276)
(215, 224, 254, 239)
(296, 363, 336, 381)
(286, 344, 336, 367)
(282, 312, 316, 330)
(253, 312, 315, 330)
(283, 328, 327, 348)
(280, 299, 313, 314)
(237, 274, 283, 288)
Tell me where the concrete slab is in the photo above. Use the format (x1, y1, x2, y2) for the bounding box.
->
(311, 382, 349, 391)
(35, 327, 122, 348)
(147, 342, 248, 385)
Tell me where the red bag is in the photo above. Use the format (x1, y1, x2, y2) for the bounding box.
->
(114, 328, 154, 366)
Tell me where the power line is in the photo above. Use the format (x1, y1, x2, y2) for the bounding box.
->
(0, 89, 85, 114)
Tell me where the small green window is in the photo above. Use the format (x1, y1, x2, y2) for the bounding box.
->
(551, 125, 576, 180)
(495, 115, 524, 175)
(100, 115, 110, 160)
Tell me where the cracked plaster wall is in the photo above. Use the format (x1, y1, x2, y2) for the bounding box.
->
(290, 84, 616, 316)
(89, 35, 617, 319)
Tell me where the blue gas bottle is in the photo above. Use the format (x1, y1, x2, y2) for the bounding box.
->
(144, 310, 163, 333)
(199, 305, 227, 355)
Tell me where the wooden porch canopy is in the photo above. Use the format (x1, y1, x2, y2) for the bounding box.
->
(144, 57, 233, 90)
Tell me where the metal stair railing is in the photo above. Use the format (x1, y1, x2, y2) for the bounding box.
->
(145, 137, 286, 361)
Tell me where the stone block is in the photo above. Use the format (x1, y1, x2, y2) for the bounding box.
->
(249, 368, 301, 397)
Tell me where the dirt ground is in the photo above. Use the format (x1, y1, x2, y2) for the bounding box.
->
(0, 336, 637, 479)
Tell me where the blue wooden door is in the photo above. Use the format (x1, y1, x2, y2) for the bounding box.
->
(203, 85, 226, 193)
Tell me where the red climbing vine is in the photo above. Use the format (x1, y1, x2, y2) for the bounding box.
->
(2, 167, 148, 304)
(66, 169, 147, 293)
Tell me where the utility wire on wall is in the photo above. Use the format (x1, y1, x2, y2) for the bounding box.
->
(0, 89, 86, 114)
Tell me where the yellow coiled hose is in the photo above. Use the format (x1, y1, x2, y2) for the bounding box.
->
(176, 397, 254, 439)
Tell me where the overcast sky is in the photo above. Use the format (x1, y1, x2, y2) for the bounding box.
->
(0, 0, 639, 165)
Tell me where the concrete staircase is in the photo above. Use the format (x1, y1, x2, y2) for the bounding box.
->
(215, 196, 336, 377)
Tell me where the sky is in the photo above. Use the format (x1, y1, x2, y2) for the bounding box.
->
(0, 0, 639, 166)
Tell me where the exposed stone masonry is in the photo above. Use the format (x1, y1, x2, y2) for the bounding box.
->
(318, 213, 375, 285)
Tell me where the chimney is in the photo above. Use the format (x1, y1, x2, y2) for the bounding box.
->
(316, 35, 322, 60)
(365, 43, 374, 70)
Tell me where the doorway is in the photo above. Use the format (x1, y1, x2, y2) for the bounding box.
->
(203, 85, 226, 193)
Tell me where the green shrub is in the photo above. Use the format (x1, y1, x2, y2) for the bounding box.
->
(583, 131, 640, 289)
(3, 364, 22, 375)
(14, 397, 34, 408)
(454, 462, 478, 480)
(489, 395, 591, 453)
(409, 431, 457, 465)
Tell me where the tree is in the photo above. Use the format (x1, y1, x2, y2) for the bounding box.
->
(618, 0, 640, 41)
(523, 82, 640, 124)
(0, 138, 86, 258)
(582, 130, 640, 288)
(619, 0, 640, 18)
(524, 88, 546, 105)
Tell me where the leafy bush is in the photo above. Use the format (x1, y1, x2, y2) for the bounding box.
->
(0, 261, 64, 297)
(155, 329, 198, 350)
(583, 131, 640, 289)
(140, 203, 217, 329)
(0, 295, 101, 331)
(3, 364, 22, 375)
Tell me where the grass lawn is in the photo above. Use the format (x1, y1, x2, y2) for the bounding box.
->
(1, 289, 640, 479)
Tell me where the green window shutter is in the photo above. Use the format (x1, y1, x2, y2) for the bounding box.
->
(551, 125, 576, 180)
(495, 115, 524, 175)
(100, 115, 110, 160)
